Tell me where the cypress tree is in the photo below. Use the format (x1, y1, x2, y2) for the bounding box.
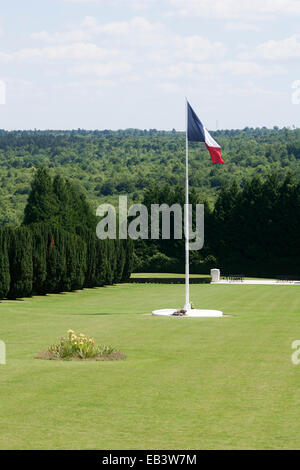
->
(46, 226, 67, 293)
(83, 231, 98, 288)
(106, 239, 116, 285)
(96, 239, 108, 286)
(30, 223, 48, 294)
(18, 168, 135, 297)
(122, 239, 134, 281)
(0, 228, 10, 299)
(63, 233, 87, 291)
(114, 240, 126, 283)
(75, 237, 87, 290)
(23, 167, 58, 226)
(275, 175, 300, 275)
(8, 226, 33, 298)
(212, 181, 240, 271)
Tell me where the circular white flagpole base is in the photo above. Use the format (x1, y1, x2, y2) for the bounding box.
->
(152, 308, 223, 317)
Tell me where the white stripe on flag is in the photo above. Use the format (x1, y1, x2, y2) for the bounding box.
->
(204, 127, 221, 148)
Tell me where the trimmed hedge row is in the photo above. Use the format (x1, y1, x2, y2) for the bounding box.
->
(0, 223, 133, 299)
(128, 277, 210, 284)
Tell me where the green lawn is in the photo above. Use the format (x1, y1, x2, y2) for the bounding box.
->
(0, 283, 300, 449)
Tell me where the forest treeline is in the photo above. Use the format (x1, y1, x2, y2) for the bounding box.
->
(135, 173, 300, 277)
(0, 167, 299, 291)
(1, 127, 300, 226)
(0, 168, 133, 299)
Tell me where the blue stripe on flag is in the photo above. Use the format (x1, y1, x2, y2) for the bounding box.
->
(187, 101, 205, 142)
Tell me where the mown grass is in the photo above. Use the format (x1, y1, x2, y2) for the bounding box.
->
(0, 283, 299, 449)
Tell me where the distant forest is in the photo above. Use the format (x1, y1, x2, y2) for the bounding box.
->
(1, 127, 300, 226)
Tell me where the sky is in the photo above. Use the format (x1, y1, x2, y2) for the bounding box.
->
(0, 0, 300, 130)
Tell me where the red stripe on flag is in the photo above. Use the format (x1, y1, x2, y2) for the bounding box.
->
(205, 144, 224, 164)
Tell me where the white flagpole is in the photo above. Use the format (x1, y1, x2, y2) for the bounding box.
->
(184, 98, 191, 310)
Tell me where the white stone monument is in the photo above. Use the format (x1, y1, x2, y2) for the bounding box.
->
(211, 268, 220, 283)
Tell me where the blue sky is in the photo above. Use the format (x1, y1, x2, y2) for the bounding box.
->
(0, 0, 300, 130)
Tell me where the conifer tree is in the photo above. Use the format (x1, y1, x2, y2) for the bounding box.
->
(31, 223, 48, 294)
(46, 227, 67, 293)
(23, 167, 58, 225)
(114, 240, 126, 283)
(96, 239, 108, 286)
(122, 239, 134, 281)
(8, 226, 33, 298)
(84, 232, 98, 288)
(0, 228, 10, 299)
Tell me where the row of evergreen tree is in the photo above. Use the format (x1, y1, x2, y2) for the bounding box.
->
(135, 173, 300, 277)
(0, 168, 133, 299)
(212, 173, 300, 276)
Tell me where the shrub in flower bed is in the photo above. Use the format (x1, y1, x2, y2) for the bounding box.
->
(36, 330, 125, 361)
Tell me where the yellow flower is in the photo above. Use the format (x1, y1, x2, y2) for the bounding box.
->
(68, 329, 74, 335)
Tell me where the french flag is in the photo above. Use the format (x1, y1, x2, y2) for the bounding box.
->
(187, 101, 224, 164)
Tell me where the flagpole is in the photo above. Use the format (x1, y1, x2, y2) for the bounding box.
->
(151, 99, 224, 318)
(184, 98, 190, 310)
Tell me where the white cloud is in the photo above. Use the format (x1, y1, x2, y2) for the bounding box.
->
(220, 61, 285, 76)
(147, 62, 215, 80)
(1, 11, 290, 119)
(62, 0, 102, 2)
(0, 43, 118, 62)
(93, 20, 131, 36)
(168, 0, 300, 19)
(32, 17, 170, 49)
(60, 0, 300, 14)
(54, 78, 116, 92)
(69, 62, 132, 77)
(80, 16, 226, 61)
(148, 60, 285, 82)
(0, 16, 227, 92)
(174, 36, 225, 61)
(238, 35, 300, 61)
(255, 35, 300, 60)
(82, 16, 98, 28)
(96, 17, 171, 48)
(62, 0, 159, 7)
(225, 22, 260, 31)
(228, 83, 284, 97)
(31, 29, 91, 43)
(158, 82, 181, 93)
(0, 51, 12, 62)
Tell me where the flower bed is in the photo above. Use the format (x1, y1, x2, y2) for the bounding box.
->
(36, 330, 126, 361)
